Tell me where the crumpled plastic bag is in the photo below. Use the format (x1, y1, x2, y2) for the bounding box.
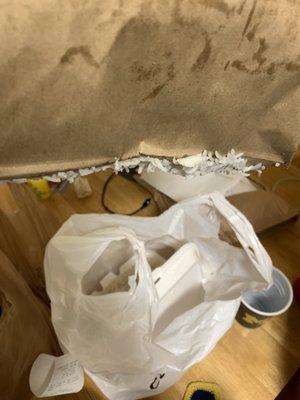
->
(44, 192, 273, 400)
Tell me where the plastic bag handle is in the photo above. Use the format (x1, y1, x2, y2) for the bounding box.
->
(96, 226, 155, 291)
(91, 226, 141, 245)
(209, 192, 272, 281)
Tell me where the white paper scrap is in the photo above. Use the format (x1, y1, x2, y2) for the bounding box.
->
(29, 353, 84, 397)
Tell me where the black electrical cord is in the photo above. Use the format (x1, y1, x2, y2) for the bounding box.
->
(101, 173, 152, 215)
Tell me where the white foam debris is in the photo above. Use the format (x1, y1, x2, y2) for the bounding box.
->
(11, 178, 28, 184)
(9, 150, 264, 183)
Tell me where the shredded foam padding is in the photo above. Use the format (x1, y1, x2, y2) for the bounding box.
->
(10, 150, 264, 184)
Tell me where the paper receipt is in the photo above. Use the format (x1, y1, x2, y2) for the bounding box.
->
(29, 353, 84, 397)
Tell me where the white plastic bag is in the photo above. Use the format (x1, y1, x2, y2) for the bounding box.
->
(44, 192, 273, 400)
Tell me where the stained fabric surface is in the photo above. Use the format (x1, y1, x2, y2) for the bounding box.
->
(0, 0, 299, 179)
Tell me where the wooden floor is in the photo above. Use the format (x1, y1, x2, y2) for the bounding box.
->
(0, 165, 299, 400)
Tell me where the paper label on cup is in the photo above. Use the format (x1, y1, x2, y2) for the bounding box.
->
(29, 353, 84, 397)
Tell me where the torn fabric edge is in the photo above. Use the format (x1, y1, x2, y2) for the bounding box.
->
(7, 150, 265, 184)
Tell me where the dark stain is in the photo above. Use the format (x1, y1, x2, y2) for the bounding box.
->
(112, 9, 122, 18)
(231, 59, 265, 74)
(201, 0, 232, 18)
(191, 32, 212, 71)
(242, 0, 257, 37)
(246, 22, 259, 41)
(131, 61, 161, 82)
(167, 63, 175, 80)
(266, 62, 276, 75)
(60, 46, 99, 68)
(237, 0, 247, 15)
(246, 31, 254, 41)
(231, 57, 300, 75)
(0, 47, 43, 100)
(231, 60, 256, 74)
(258, 129, 291, 157)
(164, 51, 172, 59)
(142, 62, 175, 102)
(142, 83, 167, 102)
(286, 62, 300, 72)
(224, 61, 230, 70)
(253, 38, 268, 65)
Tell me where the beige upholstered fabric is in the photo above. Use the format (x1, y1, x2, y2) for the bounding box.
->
(0, 0, 299, 179)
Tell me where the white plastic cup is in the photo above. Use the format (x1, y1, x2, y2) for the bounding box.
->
(236, 267, 293, 328)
